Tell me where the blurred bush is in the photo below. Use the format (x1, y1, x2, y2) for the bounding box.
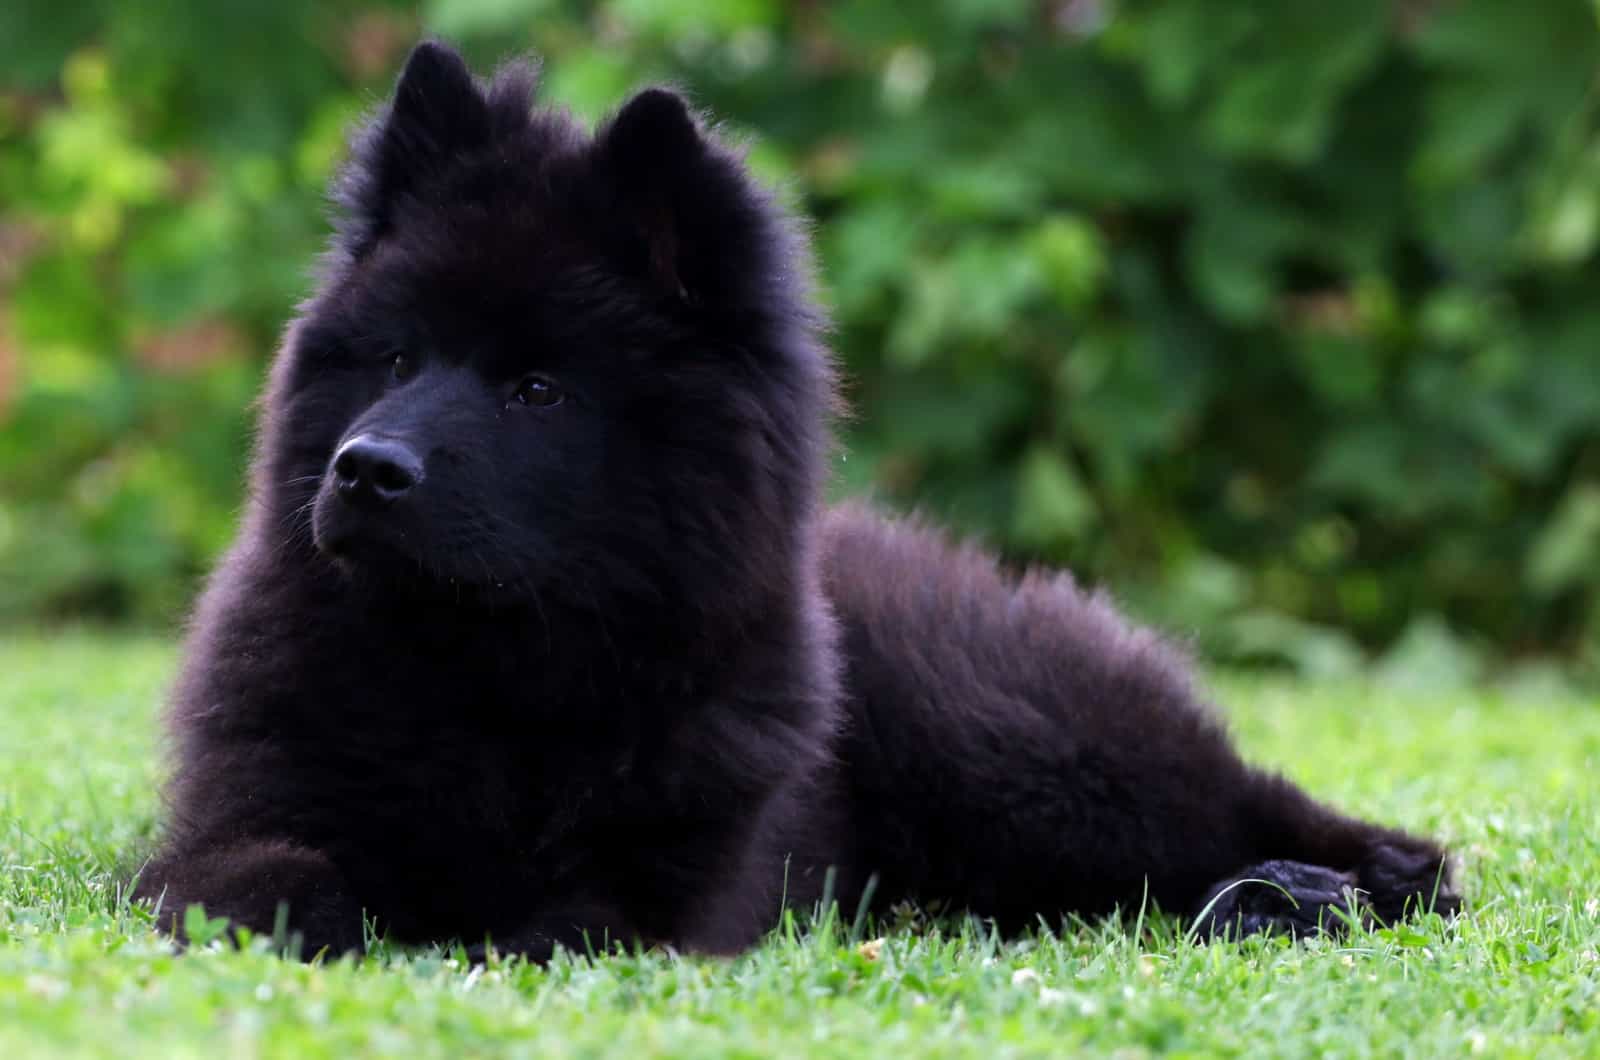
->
(1, 1, 1597, 679)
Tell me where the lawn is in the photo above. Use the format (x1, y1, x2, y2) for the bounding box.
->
(1, 631, 1596, 1058)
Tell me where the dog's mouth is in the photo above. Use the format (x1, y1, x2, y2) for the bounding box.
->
(310, 489, 422, 571)
(304, 472, 540, 607)
(317, 525, 414, 567)
(308, 490, 528, 606)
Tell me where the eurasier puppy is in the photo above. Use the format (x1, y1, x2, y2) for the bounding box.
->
(136, 42, 1457, 959)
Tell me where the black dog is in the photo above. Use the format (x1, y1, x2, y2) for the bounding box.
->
(136, 42, 1457, 959)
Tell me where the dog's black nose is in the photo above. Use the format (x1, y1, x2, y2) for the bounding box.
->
(332, 435, 423, 507)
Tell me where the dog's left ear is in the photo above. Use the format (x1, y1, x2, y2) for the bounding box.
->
(593, 88, 761, 304)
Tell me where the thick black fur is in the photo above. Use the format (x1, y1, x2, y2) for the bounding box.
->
(135, 42, 1458, 960)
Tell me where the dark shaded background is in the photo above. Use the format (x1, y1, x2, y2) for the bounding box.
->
(1, 1, 1597, 684)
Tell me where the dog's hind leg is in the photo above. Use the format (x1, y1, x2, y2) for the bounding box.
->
(1195, 774, 1459, 939)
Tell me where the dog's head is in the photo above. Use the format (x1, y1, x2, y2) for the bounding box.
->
(256, 42, 833, 620)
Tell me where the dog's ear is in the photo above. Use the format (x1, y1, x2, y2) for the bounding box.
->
(593, 87, 764, 304)
(383, 41, 491, 172)
(600, 87, 705, 178)
(335, 41, 505, 254)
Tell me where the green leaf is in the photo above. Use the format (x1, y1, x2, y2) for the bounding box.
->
(182, 904, 229, 946)
(1375, 616, 1484, 692)
(1527, 485, 1600, 596)
(1012, 445, 1097, 549)
(1028, 215, 1108, 310)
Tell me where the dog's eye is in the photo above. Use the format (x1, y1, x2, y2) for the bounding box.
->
(514, 375, 564, 408)
(391, 351, 417, 383)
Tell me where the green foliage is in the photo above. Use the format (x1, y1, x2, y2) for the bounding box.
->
(1, 3, 1598, 676)
(4, 634, 1600, 1055)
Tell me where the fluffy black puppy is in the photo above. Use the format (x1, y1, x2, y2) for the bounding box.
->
(136, 42, 1458, 959)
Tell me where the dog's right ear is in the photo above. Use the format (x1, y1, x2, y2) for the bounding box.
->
(384, 41, 491, 170)
(334, 41, 499, 255)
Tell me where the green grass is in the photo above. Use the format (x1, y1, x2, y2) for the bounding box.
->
(2, 631, 1597, 1058)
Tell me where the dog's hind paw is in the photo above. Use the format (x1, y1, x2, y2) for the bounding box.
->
(1192, 860, 1363, 940)
(1358, 841, 1459, 925)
